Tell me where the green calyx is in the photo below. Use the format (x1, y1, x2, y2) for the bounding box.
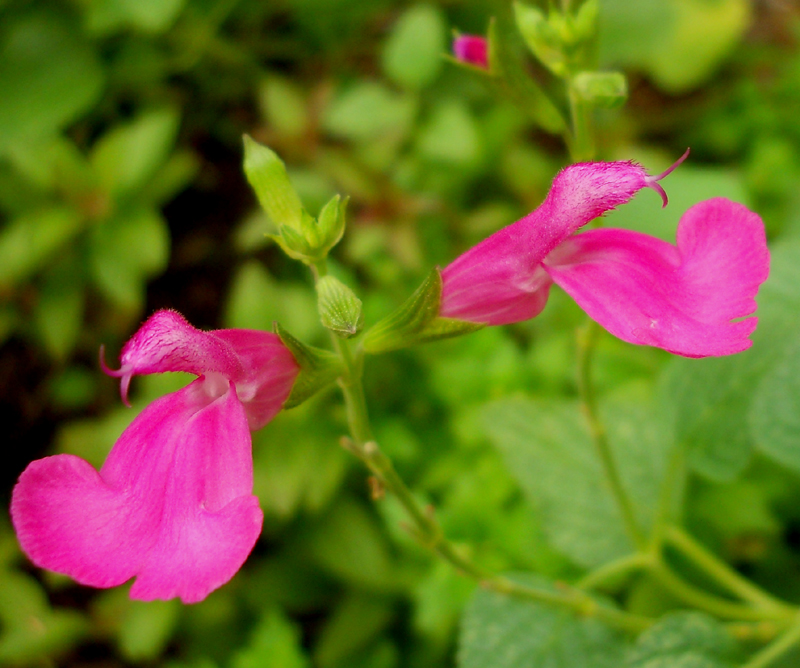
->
(275, 322, 344, 408)
(361, 268, 484, 354)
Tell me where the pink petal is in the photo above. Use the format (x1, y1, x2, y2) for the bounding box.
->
(453, 35, 489, 69)
(440, 160, 652, 325)
(212, 329, 300, 430)
(106, 311, 244, 401)
(11, 378, 263, 603)
(543, 198, 769, 357)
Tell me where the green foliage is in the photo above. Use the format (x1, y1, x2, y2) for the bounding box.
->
(459, 574, 626, 668)
(4, 0, 800, 667)
(483, 392, 671, 568)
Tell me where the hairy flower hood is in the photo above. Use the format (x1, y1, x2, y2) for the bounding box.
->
(12, 311, 299, 603)
(440, 154, 769, 357)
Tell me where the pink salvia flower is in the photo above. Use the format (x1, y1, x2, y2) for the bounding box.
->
(11, 310, 299, 603)
(440, 151, 770, 357)
(453, 34, 489, 70)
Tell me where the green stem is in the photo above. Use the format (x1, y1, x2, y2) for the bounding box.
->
(577, 553, 649, 591)
(648, 556, 786, 622)
(664, 526, 792, 613)
(742, 613, 800, 668)
(576, 319, 647, 551)
(567, 85, 594, 162)
(313, 263, 650, 633)
(648, 443, 686, 550)
(356, 440, 651, 634)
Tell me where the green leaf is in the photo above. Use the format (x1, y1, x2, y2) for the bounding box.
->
(750, 337, 800, 473)
(313, 593, 394, 668)
(273, 322, 343, 408)
(243, 135, 305, 230)
(91, 108, 180, 197)
(417, 101, 482, 166)
(483, 394, 670, 568)
(647, 0, 751, 95)
(322, 82, 417, 142)
(459, 574, 626, 668)
(259, 76, 309, 139)
(362, 269, 484, 354)
(86, 0, 186, 34)
(305, 498, 400, 592)
(224, 260, 320, 340)
(317, 275, 363, 338)
(89, 207, 170, 311)
(231, 608, 309, 668)
(0, 206, 84, 288)
(381, 4, 446, 90)
(117, 600, 181, 661)
(624, 612, 738, 668)
(34, 257, 85, 360)
(0, 12, 104, 151)
(0, 571, 87, 664)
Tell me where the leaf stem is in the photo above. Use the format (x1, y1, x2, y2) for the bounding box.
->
(576, 319, 647, 551)
(577, 553, 650, 591)
(663, 526, 792, 613)
(741, 612, 800, 668)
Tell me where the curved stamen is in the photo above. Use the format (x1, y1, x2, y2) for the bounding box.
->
(99, 345, 133, 407)
(644, 147, 690, 208)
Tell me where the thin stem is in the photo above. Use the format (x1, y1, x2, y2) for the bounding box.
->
(355, 439, 651, 634)
(576, 319, 647, 551)
(648, 557, 787, 622)
(664, 526, 792, 613)
(742, 613, 800, 668)
(577, 553, 649, 591)
(649, 442, 686, 550)
(567, 86, 594, 162)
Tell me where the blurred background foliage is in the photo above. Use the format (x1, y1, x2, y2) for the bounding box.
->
(3, 0, 800, 666)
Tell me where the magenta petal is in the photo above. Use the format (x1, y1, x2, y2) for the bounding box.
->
(212, 329, 300, 430)
(441, 161, 651, 325)
(544, 198, 769, 357)
(12, 379, 263, 603)
(114, 310, 244, 383)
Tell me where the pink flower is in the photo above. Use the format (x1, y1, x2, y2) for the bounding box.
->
(453, 34, 489, 70)
(11, 310, 299, 603)
(440, 152, 770, 357)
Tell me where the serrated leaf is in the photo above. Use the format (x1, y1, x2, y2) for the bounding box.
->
(91, 108, 180, 197)
(362, 268, 484, 353)
(382, 4, 446, 90)
(483, 394, 670, 567)
(624, 612, 738, 668)
(459, 573, 626, 668)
